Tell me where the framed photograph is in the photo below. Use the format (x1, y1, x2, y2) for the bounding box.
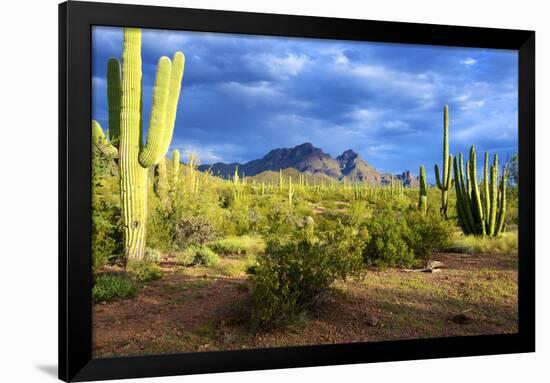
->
(59, 1, 535, 381)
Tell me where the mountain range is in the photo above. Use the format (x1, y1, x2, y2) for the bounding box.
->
(197, 142, 418, 186)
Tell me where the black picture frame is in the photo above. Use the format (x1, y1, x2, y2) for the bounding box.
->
(59, 1, 535, 381)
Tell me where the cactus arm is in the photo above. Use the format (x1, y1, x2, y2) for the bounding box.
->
(469, 146, 486, 236)
(488, 154, 499, 236)
(107, 58, 121, 146)
(138, 56, 172, 168)
(458, 153, 476, 233)
(418, 165, 428, 213)
(445, 154, 453, 189)
(442, 104, 449, 181)
(453, 156, 470, 234)
(496, 166, 508, 234)
(158, 52, 185, 158)
(434, 164, 443, 189)
(92, 120, 119, 158)
(481, 152, 493, 232)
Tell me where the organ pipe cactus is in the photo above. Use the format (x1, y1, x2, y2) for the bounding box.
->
(434, 105, 453, 218)
(418, 165, 428, 213)
(91, 28, 185, 261)
(453, 146, 508, 237)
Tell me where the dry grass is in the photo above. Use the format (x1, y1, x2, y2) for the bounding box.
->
(449, 231, 518, 255)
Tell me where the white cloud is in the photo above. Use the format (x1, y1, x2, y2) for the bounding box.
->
(172, 140, 245, 164)
(218, 81, 280, 103)
(460, 57, 477, 65)
(245, 53, 309, 78)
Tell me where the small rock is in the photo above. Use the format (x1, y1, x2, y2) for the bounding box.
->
(430, 268, 442, 273)
(450, 311, 474, 325)
(365, 314, 380, 326)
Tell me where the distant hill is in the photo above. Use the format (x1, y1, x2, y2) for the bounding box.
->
(197, 142, 417, 186)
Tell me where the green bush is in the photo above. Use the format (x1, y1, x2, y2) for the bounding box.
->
(207, 235, 265, 255)
(92, 274, 137, 303)
(127, 260, 163, 282)
(144, 247, 162, 263)
(175, 245, 220, 266)
(91, 148, 123, 270)
(406, 210, 454, 259)
(250, 220, 364, 327)
(364, 209, 415, 267)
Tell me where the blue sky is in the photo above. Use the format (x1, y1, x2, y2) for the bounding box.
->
(92, 26, 518, 181)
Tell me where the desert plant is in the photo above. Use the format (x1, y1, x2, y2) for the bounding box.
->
(92, 274, 137, 303)
(453, 146, 508, 237)
(91, 28, 185, 261)
(174, 215, 220, 248)
(406, 210, 454, 259)
(175, 245, 219, 266)
(127, 259, 163, 282)
(364, 210, 415, 267)
(250, 221, 364, 327)
(207, 235, 265, 255)
(143, 247, 162, 263)
(434, 105, 453, 218)
(418, 165, 428, 213)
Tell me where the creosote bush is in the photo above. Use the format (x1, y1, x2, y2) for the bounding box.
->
(250, 220, 364, 327)
(92, 274, 137, 303)
(363, 208, 414, 267)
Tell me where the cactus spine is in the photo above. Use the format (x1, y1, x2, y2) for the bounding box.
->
(434, 105, 453, 218)
(91, 28, 185, 261)
(454, 146, 508, 237)
(418, 165, 427, 213)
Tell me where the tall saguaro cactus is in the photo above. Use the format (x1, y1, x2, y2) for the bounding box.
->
(453, 146, 508, 237)
(92, 28, 185, 261)
(434, 105, 453, 218)
(418, 165, 428, 213)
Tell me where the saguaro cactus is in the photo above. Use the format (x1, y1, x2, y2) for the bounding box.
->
(434, 105, 453, 218)
(288, 176, 294, 208)
(172, 149, 180, 183)
(418, 165, 428, 213)
(453, 146, 508, 237)
(91, 28, 185, 261)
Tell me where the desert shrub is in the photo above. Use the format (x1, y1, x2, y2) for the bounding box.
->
(144, 247, 162, 263)
(207, 235, 265, 255)
(92, 274, 137, 303)
(406, 210, 454, 259)
(250, 220, 364, 327)
(174, 215, 220, 249)
(127, 260, 163, 282)
(364, 210, 415, 267)
(175, 245, 220, 266)
(228, 197, 252, 235)
(91, 148, 123, 270)
(449, 231, 518, 254)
